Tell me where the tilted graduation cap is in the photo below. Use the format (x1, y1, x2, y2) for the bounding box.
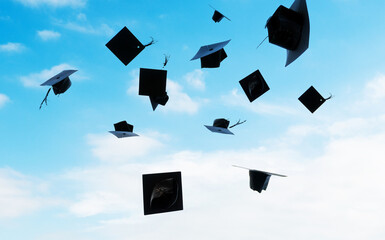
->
(142, 171, 183, 215)
(265, 0, 310, 66)
(39, 70, 77, 109)
(191, 40, 231, 68)
(233, 165, 287, 193)
(298, 86, 332, 113)
(109, 121, 139, 138)
(209, 5, 231, 23)
(204, 118, 246, 135)
(106, 26, 155, 66)
(239, 70, 270, 102)
(139, 68, 169, 111)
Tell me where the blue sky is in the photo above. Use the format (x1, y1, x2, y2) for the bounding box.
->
(1, 0, 385, 239)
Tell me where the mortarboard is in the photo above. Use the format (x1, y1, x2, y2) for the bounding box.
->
(106, 26, 155, 66)
(109, 121, 139, 138)
(39, 69, 77, 109)
(265, 0, 310, 66)
(142, 171, 183, 215)
(298, 86, 332, 113)
(191, 40, 231, 68)
(204, 118, 246, 135)
(239, 70, 270, 102)
(139, 68, 169, 111)
(233, 165, 287, 193)
(209, 5, 231, 23)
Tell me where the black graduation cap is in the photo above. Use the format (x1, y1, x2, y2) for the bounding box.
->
(298, 86, 332, 113)
(204, 118, 246, 135)
(239, 70, 270, 102)
(209, 5, 231, 23)
(109, 121, 138, 138)
(265, 0, 310, 66)
(39, 70, 77, 109)
(142, 171, 183, 215)
(139, 68, 169, 111)
(233, 165, 287, 193)
(191, 40, 231, 68)
(106, 26, 155, 66)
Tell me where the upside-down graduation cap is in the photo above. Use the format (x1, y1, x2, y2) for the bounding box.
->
(209, 5, 231, 23)
(106, 26, 155, 66)
(191, 40, 231, 68)
(265, 0, 310, 66)
(142, 171, 183, 215)
(109, 121, 139, 138)
(233, 165, 287, 193)
(298, 86, 332, 113)
(239, 70, 270, 102)
(204, 118, 246, 135)
(39, 70, 77, 109)
(139, 68, 169, 111)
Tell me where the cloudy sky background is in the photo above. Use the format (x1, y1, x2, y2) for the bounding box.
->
(1, 0, 385, 239)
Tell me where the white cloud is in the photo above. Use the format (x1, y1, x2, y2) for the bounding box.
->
(184, 69, 206, 90)
(14, 0, 86, 8)
(20, 63, 81, 88)
(0, 42, 25, 53)
(222, 88, 297, 115)
(364, 74, 385, 101)
(54, 18, 114, 36)
(0, 94, 10, 108)
(37, 30, 61, 41)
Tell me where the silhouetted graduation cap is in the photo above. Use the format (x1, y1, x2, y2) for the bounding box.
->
(298, 86, 332, 113)
(209, 5, 231, 23)
(191, 40, 231, 68)
(139, 68, 169, 111)
(205, 118, 233, 135)
(39, 70, 77, 109)
(142, 171, 183, 215)
(106, 26, 155, 66)
(233, 165, 287, 193)
(109, 121, 138, 138)
(239, 70, 270, 102)
(265, 0, 309, 66)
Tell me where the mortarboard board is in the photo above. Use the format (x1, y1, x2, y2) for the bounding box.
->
(139, 68, 169, 111)
(233, 165, 287, 193)
(106, 26, 155, 66)
(298, 86, 332, 113)
(209, 5, 231, 23)
(265, 0, 310, 66)
(39, 70, 77, 109)
(109, 121, 139, 138)
(239, 70, 270, 102)
(142, 171, 183, 215)
(191, 40, 231, 68)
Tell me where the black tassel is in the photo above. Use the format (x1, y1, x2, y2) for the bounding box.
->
(229, 119, 247, 128)
(256, 36, 268, 49)
(39, 88, 51, 110)
(325, 93, 333, 101)
(163, 54, 170, 68)
(144, 37, 157, 47)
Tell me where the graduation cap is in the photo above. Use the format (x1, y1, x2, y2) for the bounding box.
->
(191, 40, 231, 68)
(265, 0, 310, 66)
(106, 26, 155, 66)
(209, 5, 231, 23)
(239, 70, 270, 102)
(298, 86, 332, 113)
(233, 165, 287, 193)
(109, 121, 139, 138)
(139, 68, 169, 111)
(39, 70, 77, 109)
(204, 118, 246, 135)
(142, 171, 183, 215)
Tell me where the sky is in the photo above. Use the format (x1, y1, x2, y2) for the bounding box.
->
(1, 0, 385, 239)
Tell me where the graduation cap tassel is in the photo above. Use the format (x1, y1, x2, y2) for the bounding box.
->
(39, 88, 51, 109)
(163, 54, 170, 68)
(144, 37, 156, 47)
(256, 36, 268, 49)
(325, 93, 333, 101)
(229, 119, 247, 128)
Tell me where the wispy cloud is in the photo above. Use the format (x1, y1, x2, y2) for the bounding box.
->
(20, 63, 80, 88)
(37, 30, 61, 41)
(14, 0, 86, 8)
(0, 94, 10, 108)
(184, 69, 206, 91)
(0, 42, 25, 53)
(54, 17, 114, 36)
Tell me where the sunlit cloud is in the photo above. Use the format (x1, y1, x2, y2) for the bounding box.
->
(14, 0, 86, 8)
(0, 42, 25, 53)
(37, 30, 61, 41)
